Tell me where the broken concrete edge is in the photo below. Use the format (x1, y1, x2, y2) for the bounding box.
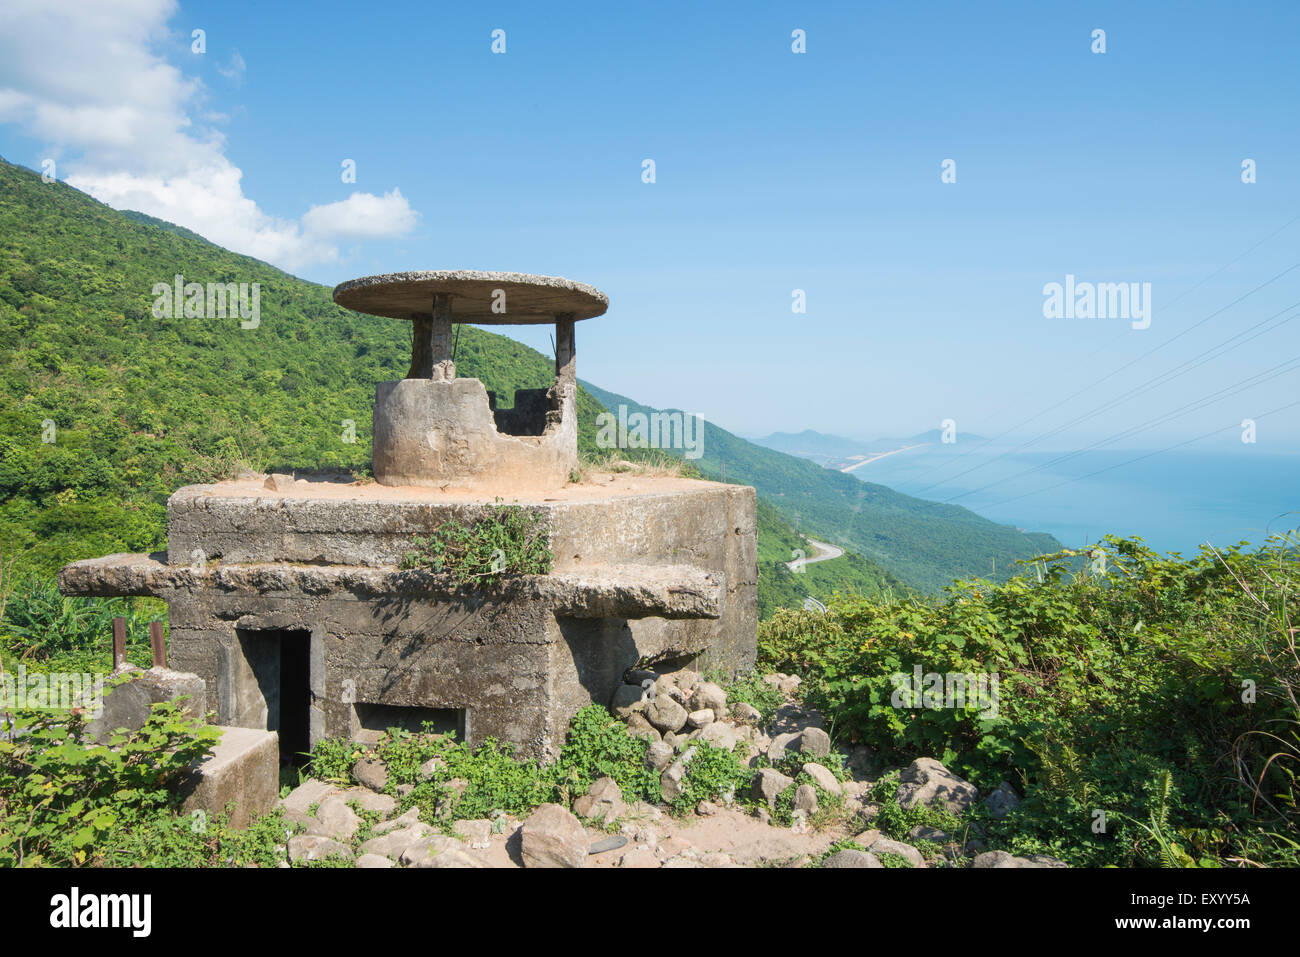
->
(58, 554, 723, 620)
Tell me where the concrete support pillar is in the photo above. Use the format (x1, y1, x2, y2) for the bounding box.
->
(408, 294, 456, 380)
(555, 313, 576, 391)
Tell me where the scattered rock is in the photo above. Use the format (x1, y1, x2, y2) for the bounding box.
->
(798, 727, 832, 757)
(573, 776, 624, 824)
(610, 683, 648, 717)
(696, 801, 719, 817)
(895, 757, 979, 815)
(360, 822, 435, 858)
(280, 779, 340, 828)
(402, 836, 483, 868)
(731, 702, 761, 724)
(802, 762, 843, 796)
(908, 825, 950, 843)
(520, 804, 589, 868)
(697, 721, 739, 751)
(646, 694, 689, 734)
(341, 787, 397, 818)
(351, 756, 388, 793)
(644, 740, 675, 772)
(823, 849, 884, 868)
(356, 853, 394, 869)
(752, 768, 795, 809)
(766, 731, 801, 763)
(984, 782, 1022, 818)
(867, 837, 927, 868)
(686, 708, 715, 729)
(660, 746, 697, 802)
(287, 835, 353, 864)
(971, 850, 1068, 869)
(417, 757, 444, 780)
(654, 675, 689, 705)
(624, 712, 661, 742)
(306, 794, 362, 841)
(852, 828, 881, 847)
(456, 818, 493, 849)
(793, 784, 819, 815)
(688, 681, 727, 718)
(371, 807, 420, 835)
(263, 473, 295, 491)
(671, 670, 702, 695)
(619, 846, 661, 868)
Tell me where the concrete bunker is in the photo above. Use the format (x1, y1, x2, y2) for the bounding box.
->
(59, 270, 758, 762)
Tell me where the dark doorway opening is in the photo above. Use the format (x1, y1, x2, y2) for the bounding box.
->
(237, 627, 312, 767)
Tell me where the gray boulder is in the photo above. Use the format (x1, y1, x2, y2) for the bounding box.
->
(984, 782, 1021, 818)
(520, 804, 589, 868)
(646, 694, 688, 734)
(287, 835, 353, 864)
(971, 850, 1068, 868)
(895, 757, 978, 815)
(823, 849, 884, 868)
(752, 768, 794, 809)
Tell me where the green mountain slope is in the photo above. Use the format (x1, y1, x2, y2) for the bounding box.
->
(579, 383, 1061, 592)
(754, 499, 907, 617)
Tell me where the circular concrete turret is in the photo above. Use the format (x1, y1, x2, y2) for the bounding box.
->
(331, 270, 607, 489)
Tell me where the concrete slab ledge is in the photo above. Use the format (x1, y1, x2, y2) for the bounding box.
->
(58, 554, 722, 620)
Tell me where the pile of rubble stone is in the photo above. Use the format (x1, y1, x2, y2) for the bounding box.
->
(274, 668, 1067, 868)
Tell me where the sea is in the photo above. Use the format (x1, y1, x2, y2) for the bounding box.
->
(846, 445, 1299, 557)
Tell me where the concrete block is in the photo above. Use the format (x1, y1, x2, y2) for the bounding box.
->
(178, 726, 279, 829)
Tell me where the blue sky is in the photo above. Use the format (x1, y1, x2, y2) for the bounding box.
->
(2, 0, 1298, 450)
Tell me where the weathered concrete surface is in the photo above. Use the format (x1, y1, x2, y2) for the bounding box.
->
(59, 478, 757, 762)
(157, 477, 758, 678)
(332, 270, 609, 324)
(177, 726, 279, 829)
(372, 376, 575, 488)
(58, 558, 721, 621)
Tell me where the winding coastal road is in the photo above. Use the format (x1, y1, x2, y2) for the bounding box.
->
(786, 538, 845, 570)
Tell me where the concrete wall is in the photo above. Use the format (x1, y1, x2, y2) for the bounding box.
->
(151, 479, 756, 760)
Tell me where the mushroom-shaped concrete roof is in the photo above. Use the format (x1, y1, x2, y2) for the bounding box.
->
(332, 270, 609, 324)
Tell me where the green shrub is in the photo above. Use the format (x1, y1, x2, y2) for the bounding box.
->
(761, 533, 1300, 867)
(0, 700, 221, 866)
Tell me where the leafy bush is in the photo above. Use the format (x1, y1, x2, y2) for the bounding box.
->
(759, 533, 1300, 867)
(0, 700, 221, 866)
(667, 743, 754, 814)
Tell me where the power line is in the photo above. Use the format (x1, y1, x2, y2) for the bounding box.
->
(910, 255, 1300, 496)
(939, 352, 1300, 505)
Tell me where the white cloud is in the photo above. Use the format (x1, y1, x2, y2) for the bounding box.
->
(0, 0, 418, 272)
(216, 50, 246, 85)
(302, 188, 419, 239)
